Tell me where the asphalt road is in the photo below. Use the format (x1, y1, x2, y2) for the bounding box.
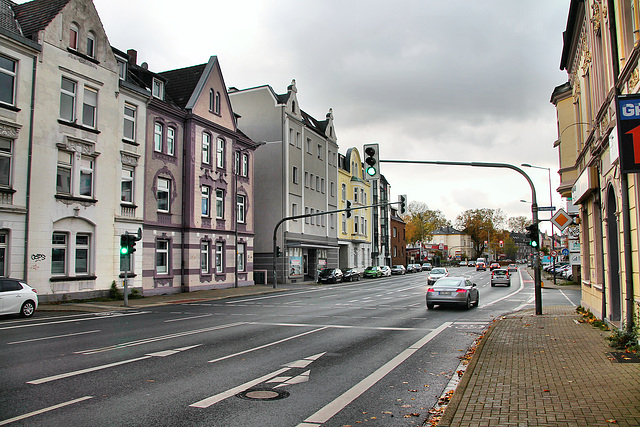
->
(0, 267, 580, 426)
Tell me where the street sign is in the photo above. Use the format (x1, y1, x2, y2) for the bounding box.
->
(562, 248, 570, 256)
(551, 208, 572, 231)
(538, 206, 556, 212)
(551, 251, 557, 257)
(570, 253, 581, 265)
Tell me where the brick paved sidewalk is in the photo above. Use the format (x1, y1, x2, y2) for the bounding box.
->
(438, 305, 640, 427)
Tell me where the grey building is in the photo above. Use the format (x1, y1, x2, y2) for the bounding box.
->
(229, 80, 339, 283)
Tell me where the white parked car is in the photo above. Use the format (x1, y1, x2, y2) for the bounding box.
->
(380, 266, 392, 277)
(0, 278, 38, 317)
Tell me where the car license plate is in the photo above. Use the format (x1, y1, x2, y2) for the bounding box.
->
(439, 291, 451, 295)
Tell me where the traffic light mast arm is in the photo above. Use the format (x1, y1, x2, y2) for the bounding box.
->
(380, 158, 542, 315)
(271, 201, 401, 288)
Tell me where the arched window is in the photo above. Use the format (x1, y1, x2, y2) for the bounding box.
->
(69, 23, 79, 50)
(86, 31, 96, 58)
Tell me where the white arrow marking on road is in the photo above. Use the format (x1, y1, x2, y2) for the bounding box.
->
(27, 345, 200, 385)
(190, 353, 326, 408)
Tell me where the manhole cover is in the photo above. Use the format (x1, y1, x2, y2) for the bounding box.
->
(607, 352, 640, 363)
(236, 388, 290, 401)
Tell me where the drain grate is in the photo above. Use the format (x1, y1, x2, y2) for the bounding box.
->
(607, 352, 640, 363)
(236, 388, 290, 401)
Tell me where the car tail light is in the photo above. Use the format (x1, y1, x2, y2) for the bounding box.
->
(427, 288, 435, 292)
(456, 289, 467, 293)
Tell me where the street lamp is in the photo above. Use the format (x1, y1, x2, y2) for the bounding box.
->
(521, 163, 557, 284)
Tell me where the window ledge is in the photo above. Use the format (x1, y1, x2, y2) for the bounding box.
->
(120, 202, 137, 208)
(66, 47, 100, 65)
(122, 138, 139, 146)
(0, 187, 16, 194)
(57, 119, 101, 134)
(118, 273, 137, 278)
(56, 194, 98, 204)
(50, 275, 97, 282)
(0, 103, 20, 112)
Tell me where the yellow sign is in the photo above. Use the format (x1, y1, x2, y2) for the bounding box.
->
(551, 209, 572, 231)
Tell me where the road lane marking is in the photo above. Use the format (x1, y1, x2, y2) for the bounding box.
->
(559, 290, 577, 306)
(76, 322, 246, 355)
(208, 327, 329, 363)
(28, 346, 201, 384)
(298, 322, 452, 426)
(249, 321, 432, 331)
(164, 314, 213, 322)
(7, 330, 101, 345)
(0, 396, 94, 426)
(0, 311, 148, 331)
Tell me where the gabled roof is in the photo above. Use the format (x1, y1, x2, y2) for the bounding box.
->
(301, 109, 328, 136)
(12, 0, 70, 40)
(433, 226, 463, 235)
(1, 0, 21, 35)
(159, 63, 207, 109)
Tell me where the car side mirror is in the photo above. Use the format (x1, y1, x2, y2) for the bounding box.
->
(472, 283, 477, 287)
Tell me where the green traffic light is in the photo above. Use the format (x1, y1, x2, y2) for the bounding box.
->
(121, 246, 129, 255)
(365, 166, 377, 176)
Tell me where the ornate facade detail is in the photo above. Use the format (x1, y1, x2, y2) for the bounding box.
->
(0, 123, 19, 139)
(591, 2, 601, 33)
(60, 136, 96, 156)
(629, 68, 640, 90)
(121, 152, 139, 167)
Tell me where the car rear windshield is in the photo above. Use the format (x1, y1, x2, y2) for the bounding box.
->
(433, 278, 462, 287)
(494, 270, 508, 275)
(431, 268, 446, 274)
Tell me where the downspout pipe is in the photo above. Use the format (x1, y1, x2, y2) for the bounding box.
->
(608, 0, 634, 332)
(24, 54, 37, 279)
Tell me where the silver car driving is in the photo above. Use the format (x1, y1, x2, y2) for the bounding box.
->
(427, 267, 449, 285)
(426, 277, 479, 310)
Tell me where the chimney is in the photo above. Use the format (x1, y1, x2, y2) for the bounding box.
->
(127, 49, 137, 65)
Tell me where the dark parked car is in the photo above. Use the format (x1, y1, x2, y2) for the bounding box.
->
(343, 268, 361, 282)
(426, 277, 479, 310)
(318, 268, 343, 284)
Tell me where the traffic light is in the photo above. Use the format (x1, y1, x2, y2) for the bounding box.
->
(346, 200, 352, 218)
(120, 234, 130, 255)
(499, 240, 504, 248)
(526, 223, 539, 248)
(363, 143, 380, 181)
(276, 246, 282, 257)
(398, 194, 407, 215)
(129, 235, 137, 254)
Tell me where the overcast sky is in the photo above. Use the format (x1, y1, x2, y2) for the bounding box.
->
(90, 0, 569, 233)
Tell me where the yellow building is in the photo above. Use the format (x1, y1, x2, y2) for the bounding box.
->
(553, 0, 640, 332)
(338, 148, 373, 269)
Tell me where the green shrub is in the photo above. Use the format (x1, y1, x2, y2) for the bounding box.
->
(109, 281, 123, 300)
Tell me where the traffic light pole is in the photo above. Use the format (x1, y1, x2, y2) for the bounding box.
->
(272, 201, 399, 289)
(380, 159, 542, 315)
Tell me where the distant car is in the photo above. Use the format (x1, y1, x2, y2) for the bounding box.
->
(490, 268, 510, 287)
(459, 261, 468, 267)
(318, 268, 343, 284)
(363, 266, 383, 278)
(410, 264, 422, 272)
(468, 261, 476, 267)
(391, 265, 406, 275)
(427, 267, 449, 285)
(489, 262, 501, 271)
(422, 263, 432, 271)
(507, 264, 517, 272)
(426, 277, 479, 310)
(0, 278, 38, 317)
(476, 262, 486, 271)
(380, 266, 392, 277)
(343, 268, 361, 282)
(406, 264, 415, 273)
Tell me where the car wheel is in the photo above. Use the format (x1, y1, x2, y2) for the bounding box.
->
(491, 282, 495, 287)
(427, 303, 435, 310)
(20, 300, 36, 318)
(463, 296, 471, 310)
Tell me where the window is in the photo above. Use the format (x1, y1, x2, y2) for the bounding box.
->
(316, 176, 320, 192)
(51, 233, 67, 275)
(75, 234, 90, 274)
(354, 188, 358, 203)
(79, 156, 93, 197)
(342, 213, 346, 233)
(209, 89, 215, 112)
(0, 138, 12, 187)
(216, 189, 224, 218)
(292, 203, 298, 217)
(157, 177, 170, 212)
(0, 232, 6, 276)
(156, 239, 169, 274)
(56, 151, 72, 195)
(167, 127, 175, 155)
(201, 241, 210, 274)
(236, 195, 246, 223)
(306, 138, 311, 153)
(330, 182, 335, 197)
(292, 166, 299, 184)
(86, 32, 95, 58)
(354, 215, 359, 233)
(321, 178, 325, 193)
(82, 87, 97, 128)
(304, 172, 309, 187)
(215, 242, 224, 273)
(242, 154, 248, 177)
(289, 128, 294, 145)
(310, 174, 314, 190)
(69, 24, 78, 50)
(216, 138, 225, 168)
(237, 243, 246, 272)
(305, 207, 309, 224)
(154, 123, 163, 152)
(310, 208, 315, 225)
(0, 55, 16, 106)
(317, 144, 322, 159)
(214, 91, 221, 114)
(341, 184, 346, 201)
(121, 167, 133, 203)
(117, 59, 127, 80)
(60, 77, 76, 122)
(152, 78, 164, 99)
(202, 185, 211, 217)
(296, 132, 301, 148)
(202, 133, 211, 164)
(123, 104, 136, 140)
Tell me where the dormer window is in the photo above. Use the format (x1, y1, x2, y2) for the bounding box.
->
(117, 59, 127, 80)
(69, 23, 78, 50)
(86, 32, 95, 58)
(152, 78, 164, 100)
(209, 90, 221, 114)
